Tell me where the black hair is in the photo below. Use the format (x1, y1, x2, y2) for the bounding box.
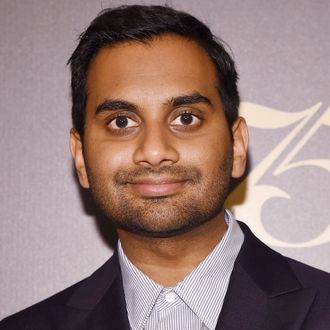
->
(68, 5, 239, 136)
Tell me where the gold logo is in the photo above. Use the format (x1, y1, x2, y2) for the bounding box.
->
(226, 102, 330, 248)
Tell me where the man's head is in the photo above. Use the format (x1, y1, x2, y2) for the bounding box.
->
(69, 5, 248, 238)
(68, 5, 240, 137)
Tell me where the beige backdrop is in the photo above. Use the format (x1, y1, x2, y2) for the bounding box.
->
(1, 0, 329, 319)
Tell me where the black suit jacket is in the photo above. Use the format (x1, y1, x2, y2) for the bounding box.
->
(1, 222, 330, 329)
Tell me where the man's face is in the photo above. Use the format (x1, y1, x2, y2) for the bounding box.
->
(71, 34, 248, 237)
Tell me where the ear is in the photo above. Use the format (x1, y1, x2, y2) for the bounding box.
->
(70, 129, 90, 188)
(231, 117, 249, 178)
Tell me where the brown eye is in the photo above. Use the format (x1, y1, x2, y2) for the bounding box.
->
(171, 112, 201, 127)
(180, 113, 194, 125)
(115, 116, 128, 128)
(108, 115, 138, 130)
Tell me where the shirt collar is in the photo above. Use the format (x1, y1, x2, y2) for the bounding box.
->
(118, 243, 162, 329)
(174, 210, 244, 329)
(118, 209, 244, 330)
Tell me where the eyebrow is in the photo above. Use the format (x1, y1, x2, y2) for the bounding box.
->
(168, 92, 213, 108)
(95, 99, 137, 115)
(95, 92, 213, 115)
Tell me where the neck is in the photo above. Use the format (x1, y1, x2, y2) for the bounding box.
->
(117, 211, 227, 287)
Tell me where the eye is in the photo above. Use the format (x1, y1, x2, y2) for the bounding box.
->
(108, 115, 139, 130)
(171, 112, 201, 127)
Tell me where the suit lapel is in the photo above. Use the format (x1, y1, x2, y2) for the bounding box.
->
(65, 251, 130, 330)
(83, 276, 130, 330)
(216, 222, 316, 330)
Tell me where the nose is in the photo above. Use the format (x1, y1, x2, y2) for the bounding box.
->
(133, 125, 179, 167)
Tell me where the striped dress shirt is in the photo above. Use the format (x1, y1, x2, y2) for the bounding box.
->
(118, 209, 244, 330)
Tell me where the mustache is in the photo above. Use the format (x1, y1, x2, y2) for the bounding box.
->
(114, 166, 202, 184)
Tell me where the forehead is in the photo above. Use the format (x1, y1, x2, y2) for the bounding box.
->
(86, 34, 219, 106)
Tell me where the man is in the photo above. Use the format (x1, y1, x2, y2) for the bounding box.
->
(1, 4, 330, 330)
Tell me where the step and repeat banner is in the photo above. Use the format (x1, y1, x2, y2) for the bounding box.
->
(0, 0, 329, 319)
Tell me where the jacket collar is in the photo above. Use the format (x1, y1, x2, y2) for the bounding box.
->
(65, 251, 130, 330)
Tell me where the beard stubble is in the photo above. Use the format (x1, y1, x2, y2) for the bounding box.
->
(85, 152, 233, 238)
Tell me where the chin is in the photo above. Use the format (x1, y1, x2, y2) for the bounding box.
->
(114, 212, 219, 238)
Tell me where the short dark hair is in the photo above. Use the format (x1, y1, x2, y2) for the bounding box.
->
(68, 5, 239, 136)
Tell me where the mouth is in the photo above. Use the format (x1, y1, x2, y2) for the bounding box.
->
(127, 177, 189, 197)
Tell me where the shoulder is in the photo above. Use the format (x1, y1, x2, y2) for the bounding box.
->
(286, 256, 330, 302)
(0, 280, 83, 329)
(238, 221, 330, 287)
(287, 256, 330, 286)
(286, 257, 330, 327)
(0, 253, 120, 330)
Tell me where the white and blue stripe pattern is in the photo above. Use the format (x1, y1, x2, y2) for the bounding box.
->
(118, 209, 244, 330)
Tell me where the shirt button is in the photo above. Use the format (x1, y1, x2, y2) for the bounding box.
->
(165, 291, 176, 303)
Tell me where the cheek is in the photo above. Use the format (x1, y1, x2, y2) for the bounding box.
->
(178, 133, 231, 170)
(84, 139, 135, 177)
